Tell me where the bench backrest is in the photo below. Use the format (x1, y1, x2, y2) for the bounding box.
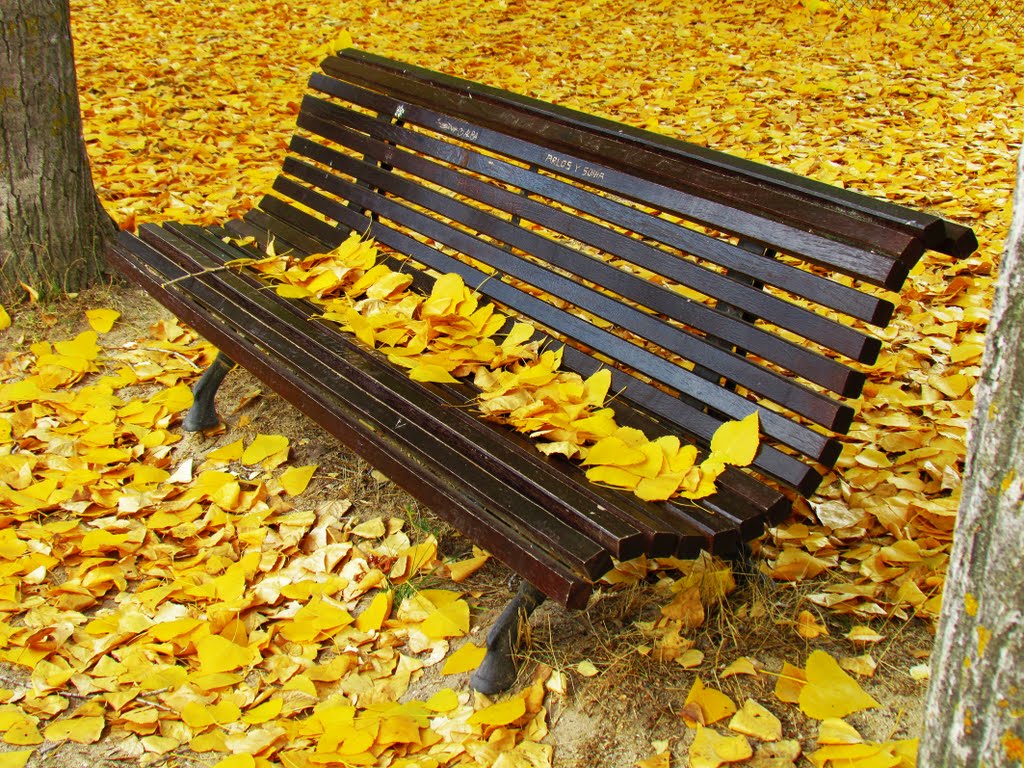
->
(246, 49, 973, 497)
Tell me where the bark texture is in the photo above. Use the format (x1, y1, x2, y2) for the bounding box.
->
(920, 149, 1024, 766)
(0, 0, 113, 301)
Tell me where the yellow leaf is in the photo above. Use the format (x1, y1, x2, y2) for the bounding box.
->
(688, 725, 752, 767)
(279, 464, 317, 495)
(709, 412, 759, 467)
(241, 434, 289, 465)
(213, 755, 257, 768)
(467, 696, 526, 727)
(636, 752, 670, 768)
(727, 699, 782, 741)
(195, 634, 260, 675)
(42, 716, 105, 744)
(575, 660, 599, 677)
(796, 609, 829, 639)
(0, 751, 32, 768)
(421, 599, 470, 638)
(799, 650, 880, 720)
(355, 590, 392, 633)
(206, 439, 244, 463)
(774, 662, 807, 704)
(447, 550, 490, 582)
(275, 284, 313, 299)
(818, 718, 864, 745)
(86, 308, 120, 333)
(683, 678, 737, 727)
(326, 29, 354, 55)
(408, 363, 459, 384)
(661, 586, 704, 628)
(0, 304, 11, 331)
(582, 436, 647, 467)
(242, 698, 283, 725)
(635, 472, 685, 502)
(722, 657, 759, 678)
(426, 688, 460, 712)
(442, 642, 487, 675)
(2, 719, 42, 746)
(585, 464, 641, 489)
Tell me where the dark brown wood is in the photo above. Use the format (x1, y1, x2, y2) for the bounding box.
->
(328, 49, 978, 259)
(317, 59, 915, 288)
(103, 51, 974, 611)
(109, 233, 595, 607)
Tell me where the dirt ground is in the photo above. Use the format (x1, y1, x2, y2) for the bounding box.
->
(0, 286, 933, 768)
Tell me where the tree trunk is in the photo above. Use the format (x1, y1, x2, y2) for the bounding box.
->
(920, 149, 1024, 765)
(0, 0, 114, 302)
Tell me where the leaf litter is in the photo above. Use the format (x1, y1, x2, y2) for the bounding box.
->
(0, 0, 1017, 763)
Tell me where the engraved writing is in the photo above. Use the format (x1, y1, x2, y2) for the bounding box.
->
(544, 153, 606, 181)
(436, 119, 479, 141)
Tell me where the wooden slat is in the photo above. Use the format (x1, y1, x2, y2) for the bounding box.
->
(330, 49, 978, 259)
(179, 222, 784, 553)
(317, 59, 913, 288)
(109, 232, 596, 608)
(301, 81, 895, 327)
(267, 173, 838, 491)
(171, 222, 701, 560)
(297, 103, 878, 384)
(278, 156, 854, 435)
(143, 223, 654, 570)
(243, 190, 829, 493)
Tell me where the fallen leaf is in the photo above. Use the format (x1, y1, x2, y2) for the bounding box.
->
(799, 650, 880, 720)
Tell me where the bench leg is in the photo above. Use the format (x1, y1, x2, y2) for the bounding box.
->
(182, 352, 235, 432)
(470, 580, 547, 695)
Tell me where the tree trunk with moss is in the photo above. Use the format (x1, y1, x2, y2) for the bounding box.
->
(0, 0, 113, 302)
(920, 149, 1024, 766)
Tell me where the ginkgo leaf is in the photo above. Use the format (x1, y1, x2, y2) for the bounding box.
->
(86, 309, 121, 333)
(43, 716, 105, 744)
(446, 550, 489, 582)
(727, 699, 781, 741)
(355, 591, 392, 633)
(195, 634, 259, 675)
(683, 678, 737, 727)
(408, 364, 459, 384)
(709, 412, 759, 467)
(799, 650, 880, 720)
(774, 662, 807, 704)
(467, 696, 526, 727)
(0, 751, 32, 768)
(241, 433, 290, 465)
(213, 755, 257, 768)
(0, 304, 9, 331)
(688, 726, 752, 768)
(426, 688, 460, 712)
(279, 464, 316, 495)
(421, 599, 470, 639)
(441, 642, 487, 675)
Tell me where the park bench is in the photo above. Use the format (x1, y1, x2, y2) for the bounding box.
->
(106, 49, 976, 693)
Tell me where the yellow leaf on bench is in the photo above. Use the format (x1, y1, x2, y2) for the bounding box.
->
(709, 412, 759, 467)
(586, 464, 641, 490)
(409, 363, 459, 384)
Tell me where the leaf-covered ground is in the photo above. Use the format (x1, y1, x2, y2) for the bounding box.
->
(0, 0, 1020, 766)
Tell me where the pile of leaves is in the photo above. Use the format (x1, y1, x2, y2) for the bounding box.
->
(0, 316, 568, 767)
(0, 0, 1013, 763)
(237, 233, 760, 502)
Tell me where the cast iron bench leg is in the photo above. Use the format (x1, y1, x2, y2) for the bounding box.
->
(183, 352, 235, 432)
(470, 580, 547, 694)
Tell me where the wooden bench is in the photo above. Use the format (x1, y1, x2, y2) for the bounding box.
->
(106, 49, 976, 692)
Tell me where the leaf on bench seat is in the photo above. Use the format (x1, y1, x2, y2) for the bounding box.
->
(237, 231, 762, 503)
